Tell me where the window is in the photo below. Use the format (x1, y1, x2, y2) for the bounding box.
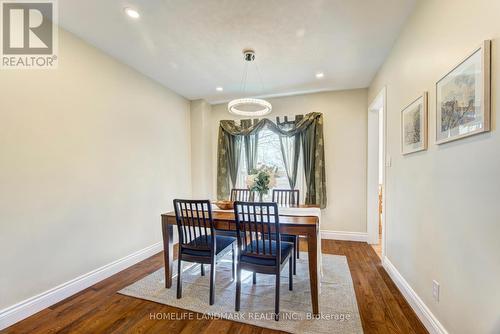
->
(236, 126, 304, 202)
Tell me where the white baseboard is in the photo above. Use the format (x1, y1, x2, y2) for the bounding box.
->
(0, 242, 163, 331)
(382, 256, 448, 334)
(321, 230, 368, 242)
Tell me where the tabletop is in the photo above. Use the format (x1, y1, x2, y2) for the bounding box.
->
(162, 206, 319, 226)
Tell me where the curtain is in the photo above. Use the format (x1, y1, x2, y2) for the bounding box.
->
(301, 116, 327, 208)
(278, 118, 301, 190)
(241, 119, 259, 174)
(302, 122, 316, 205)
(216, 112, 327, 209)
(216, 126, 242, 200)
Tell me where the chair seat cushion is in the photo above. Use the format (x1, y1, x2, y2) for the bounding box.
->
(221, 229, 295, 242)
(181, 235, 236, 257)
(240, 240, 293, 266)
(280, 234, 296, 243)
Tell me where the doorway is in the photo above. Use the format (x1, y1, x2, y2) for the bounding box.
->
(367, 88, 386, 258)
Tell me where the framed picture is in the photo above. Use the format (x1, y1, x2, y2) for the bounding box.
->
(401, 92, 428, 155)
(436, 40, 491, 144)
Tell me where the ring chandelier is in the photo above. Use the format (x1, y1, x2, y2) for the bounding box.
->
(227, 50, 272, 117)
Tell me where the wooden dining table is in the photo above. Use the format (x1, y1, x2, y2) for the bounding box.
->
(161, 207, 320, 315)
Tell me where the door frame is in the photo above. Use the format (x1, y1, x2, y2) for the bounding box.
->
(367, 87, 387, 257)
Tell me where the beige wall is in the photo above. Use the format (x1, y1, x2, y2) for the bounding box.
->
(190, 99, 213, 198)
(210, 89, 368, 233)
(368, 0, 500, 333)
(0, 29, 191, 309)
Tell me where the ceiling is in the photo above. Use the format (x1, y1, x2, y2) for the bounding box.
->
(59, 0, 415, 104)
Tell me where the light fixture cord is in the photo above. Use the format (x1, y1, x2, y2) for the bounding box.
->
(255, 62, 265, 94)
(240, 61, 249, 96)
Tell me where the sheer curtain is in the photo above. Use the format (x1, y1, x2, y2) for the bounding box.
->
(235, 149, 247, 188)
(278, 123, 301, 190)
(241, 119, 259, 174)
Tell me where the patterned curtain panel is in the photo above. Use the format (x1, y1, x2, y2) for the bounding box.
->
(216, 126, 242, 200)
(216, 112, 327, 209)
(302, 118, 327, 208)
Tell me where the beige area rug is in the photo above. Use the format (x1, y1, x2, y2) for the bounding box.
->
(119, 253, 363, 333)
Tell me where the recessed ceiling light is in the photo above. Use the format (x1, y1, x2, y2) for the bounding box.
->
(315, 72, 325, 79)
(216, 87, 223, 92)
(124, 7, 140, 19)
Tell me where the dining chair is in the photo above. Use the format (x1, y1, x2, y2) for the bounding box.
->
(272, 189, 300, 206)
(230, 188, 255, 202)
(173, 199, 237, 305)
(233, 201, 293, 321)
(220, 188, 255, 238)
(272, 189, 301, 273)
(216, 188, 252, 239)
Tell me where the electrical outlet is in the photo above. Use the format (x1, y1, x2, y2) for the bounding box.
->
(432, 280, 440, 302)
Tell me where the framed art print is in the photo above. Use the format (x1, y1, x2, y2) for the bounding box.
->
(436, 40, 491, 144)
(401, 92, 428, 155)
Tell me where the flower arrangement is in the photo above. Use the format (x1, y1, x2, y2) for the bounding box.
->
(246, 165, 278, 201)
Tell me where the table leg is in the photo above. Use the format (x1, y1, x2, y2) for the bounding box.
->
(307, 228, 320, 315)
(162, 216, 173, 288)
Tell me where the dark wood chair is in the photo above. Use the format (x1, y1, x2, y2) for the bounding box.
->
(173, 199, 236, 305)
(272, 189, 300, 206)
(230, 188, 255, 202)
(216, 188, 253, 238)
(218, 188, 255, 238)
(233, 201, 293, 321)
(272, 189, 301, 272)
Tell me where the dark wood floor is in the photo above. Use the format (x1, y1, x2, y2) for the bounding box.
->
(3, 240, 427, 334)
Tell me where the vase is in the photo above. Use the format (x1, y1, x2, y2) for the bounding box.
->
(258, 192, 264, 202)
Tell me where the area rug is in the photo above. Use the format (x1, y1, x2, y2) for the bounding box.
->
(119, 253, 363, 333)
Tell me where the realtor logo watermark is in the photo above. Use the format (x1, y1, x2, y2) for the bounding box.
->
(1, 0, 58, 69)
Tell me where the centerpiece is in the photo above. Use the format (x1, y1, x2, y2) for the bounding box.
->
(246, 165, 278, 202)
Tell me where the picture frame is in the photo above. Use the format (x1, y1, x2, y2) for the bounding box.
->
(436, 40, 491, 144)
(401, 92, 428, 155)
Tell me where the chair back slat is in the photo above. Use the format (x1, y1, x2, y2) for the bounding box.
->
(272, 189, 299, 206)
(173, 199, 214, 252)
(230, 188, 255, 202)
(234, 202, 280, 262)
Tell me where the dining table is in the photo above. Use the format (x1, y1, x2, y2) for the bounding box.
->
(161, 205, 321, 315)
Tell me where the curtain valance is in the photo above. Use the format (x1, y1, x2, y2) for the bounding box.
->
(219, 112, 322, 137)
(216, 112, 327, 209)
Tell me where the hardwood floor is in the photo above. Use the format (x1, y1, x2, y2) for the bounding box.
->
(2, 240, 428, 334)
